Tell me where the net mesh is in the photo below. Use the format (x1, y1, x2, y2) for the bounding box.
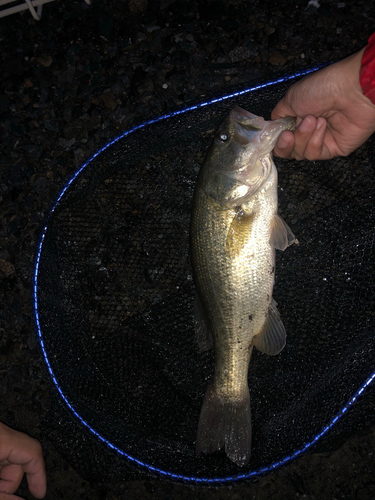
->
(34, 75, 375, 482)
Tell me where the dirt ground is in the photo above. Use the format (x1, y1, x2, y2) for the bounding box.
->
(1, 0, 375, 498)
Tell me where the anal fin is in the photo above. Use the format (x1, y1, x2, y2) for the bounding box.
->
(253, 299, 286, 355)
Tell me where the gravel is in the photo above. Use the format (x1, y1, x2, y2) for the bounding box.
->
(1, 0, 375, 498)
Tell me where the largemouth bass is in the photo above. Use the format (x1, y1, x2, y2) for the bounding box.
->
(190, 105, 297, 466)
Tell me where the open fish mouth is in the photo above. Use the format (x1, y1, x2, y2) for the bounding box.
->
(229, 105, 296, 150)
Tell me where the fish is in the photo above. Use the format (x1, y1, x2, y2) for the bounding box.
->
(190, 105, 297, 466)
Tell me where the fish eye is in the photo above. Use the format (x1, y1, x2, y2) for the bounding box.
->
(219, 133, 228, 142)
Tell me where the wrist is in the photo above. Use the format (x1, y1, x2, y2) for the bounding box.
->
(360, 33, 375, 105)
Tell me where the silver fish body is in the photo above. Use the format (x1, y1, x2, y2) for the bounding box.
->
(190, 105, 296, 466)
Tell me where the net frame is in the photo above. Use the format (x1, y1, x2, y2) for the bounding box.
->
(32, 65, 375, 484)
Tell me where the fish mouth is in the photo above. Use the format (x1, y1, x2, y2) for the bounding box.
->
(230, 105, 266, 131)
(259, 115, 296, 152)
(229, 105, 296, 149)
(273, 115, 296, 133)
(229, 106, 265, 146)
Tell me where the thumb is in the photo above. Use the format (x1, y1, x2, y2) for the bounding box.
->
(271, 96, 296, 121)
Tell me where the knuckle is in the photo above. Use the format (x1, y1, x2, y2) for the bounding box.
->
(292, 151, 303, 161)
(304, 152, 318, 161)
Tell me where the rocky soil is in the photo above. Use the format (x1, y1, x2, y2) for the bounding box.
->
(1, 0, 375, 498)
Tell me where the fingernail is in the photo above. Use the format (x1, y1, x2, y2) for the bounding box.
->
(299, 117, 312, 132)
(278, 136, 289, 149)
(316, 118, 324, 130)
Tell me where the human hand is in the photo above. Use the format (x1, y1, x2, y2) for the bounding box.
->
(271, 47, 375, 160)
(0, 422, 46, 500)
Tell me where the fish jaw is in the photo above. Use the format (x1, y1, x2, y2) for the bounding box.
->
(229, 105, 296, 156)
(224, 106, 296, 199)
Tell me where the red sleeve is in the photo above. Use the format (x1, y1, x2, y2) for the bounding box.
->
(360, 32, 375, 105)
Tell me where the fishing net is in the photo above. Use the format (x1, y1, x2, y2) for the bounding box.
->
(33, 69, 375, 483)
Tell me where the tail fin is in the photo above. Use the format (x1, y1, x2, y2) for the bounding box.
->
(196, 384, 252, 466)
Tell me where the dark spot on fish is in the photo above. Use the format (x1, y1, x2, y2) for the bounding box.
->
(266, 294, 270, 301)
(248, 315, 253, 321)
(270, 266, 275, 275)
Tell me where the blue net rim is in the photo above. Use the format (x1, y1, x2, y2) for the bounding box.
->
(32, 63, 375, 484)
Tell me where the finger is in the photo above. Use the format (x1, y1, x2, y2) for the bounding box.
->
(0, 424, 46, 500)
(273, 130, 295, 159)
(0, 493, 24, 500)
(0, 464, 24, 494)
(291, 115, 317, 160)
(303, 117, 328, 160)
(23, 452, 46, 499)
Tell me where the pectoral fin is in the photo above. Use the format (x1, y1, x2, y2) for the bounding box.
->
(253, 299, 286, 355)
(270, 214, 298, 251)
(194, 293, 213, 352)
(226, 210, 254, 257)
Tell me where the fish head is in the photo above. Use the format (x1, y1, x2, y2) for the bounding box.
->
(203, 106, 295, 208)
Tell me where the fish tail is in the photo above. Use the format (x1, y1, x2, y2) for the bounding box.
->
(196, 383, 252, 466)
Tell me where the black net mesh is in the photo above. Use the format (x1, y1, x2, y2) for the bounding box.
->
(34, 73, 375, 483)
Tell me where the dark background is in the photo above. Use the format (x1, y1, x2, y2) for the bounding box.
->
(0, 0, 375, 498)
